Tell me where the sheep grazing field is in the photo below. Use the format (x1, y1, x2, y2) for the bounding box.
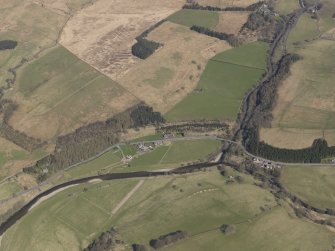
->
(260, 0, 335, 149)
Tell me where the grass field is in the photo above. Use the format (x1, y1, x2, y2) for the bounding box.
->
(167, 9, 219, 29)
(124, 139, 221, 172)
(10, 45, 138, 140)
(65, 150, 123, 180)
(0, 181, 22, 200)
(287, 14, 319, 47)
(166, 206, 335, 251)
(118, 21, 229, 113)
(274, 0, 300, 15)
(280, 165, 335, 209)
(62, 139, 221, 180)
(165, 42, 267, 121)
(260, 38, 335, 148)
(0, 171, 274, 250)
(3, 170, 334, 251)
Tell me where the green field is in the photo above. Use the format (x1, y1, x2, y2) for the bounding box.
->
(165, 42, 268, 121)
(63, 139, 220, 179)
(167, 9, 219, 29)
(123, 139, 221, 172)
(281, 165, 335, 209)
(261, 38, 335, 148)
(2, 170, 334, 251)
(65, 150, 123, 180)
(287, 14, 319, 47)
(0, 181, 22, 200)
(0, 179, 139, 251)
(0, 171, 270, 250)
(10, 44, 135, 140)
(166, 206, 335, 251)
(274, 0, 300, 15)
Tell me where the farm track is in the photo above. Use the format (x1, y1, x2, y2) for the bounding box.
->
(0, 161, 220, 236)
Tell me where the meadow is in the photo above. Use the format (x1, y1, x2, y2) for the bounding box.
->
(167, 9, 219, 29)
(2, 169, 334, 251)
(10, 45, 138, 140)
(274, 0, 300, 15)
(280, 165, 335, 209)
(63, 138, 221, 178)
(118, 21, 229, 114)
(124, 139, 221, 172)
(166, 205, 335, 251)
(0, 170, 275, 250)
(165, 42, 267, 121)
(260, 38, 335, 148)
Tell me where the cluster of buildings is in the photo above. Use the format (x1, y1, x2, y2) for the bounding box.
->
(252, 157, 281, 170)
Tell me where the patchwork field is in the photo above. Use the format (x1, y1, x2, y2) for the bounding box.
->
(2, 170, 334, 251)
(0, 0, 93, 87)
(166, 206, 335, 251)
(62, 138, 221, 180)
(117, 21, 230, 113)
(124, 139, 221, 172)
(8, 45, 138, 140)
(167, 9, 219, 29)
(59, 0, 185, 81)
(280, 165, 335, 209)
(165, 41, 267, 121)
(260, 38, 335, 148)
(0, 171, 267, 250)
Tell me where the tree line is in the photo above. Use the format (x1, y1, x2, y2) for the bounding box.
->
(158, 121, 229, 134)
(83, 227, 125, 251)
(182, 1, 265, 12)
(23, 104, 164, 182)
(190, 25, 240, 47)
(241, 51, 335, 163)
(149, 231, 188, 249)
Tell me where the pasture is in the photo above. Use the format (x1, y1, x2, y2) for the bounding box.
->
(165, 42, 267, 121)
(167, 9, 219, 29)
(280, 165, 335, 209)
(260, 39, 335, 148)
(60, 138, 221, 181)
(0, 181, 22, 200)
(65, 150, 123, 180)
(118, 21, 230, 113)
(10, 45, 138, 140)
(166, 206, 335, 251)
(215, 11, 250, 35)
(274, 0, 300, 14)
(1, 170, 283, 251)
(124, 139, 221, 172)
